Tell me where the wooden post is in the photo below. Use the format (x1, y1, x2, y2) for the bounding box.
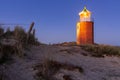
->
(26, 22, 34, 44)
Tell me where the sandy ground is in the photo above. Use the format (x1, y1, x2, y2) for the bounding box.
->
(1, 45, 120, 80)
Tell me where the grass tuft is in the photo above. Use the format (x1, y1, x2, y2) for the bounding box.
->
(81, 44, 120, 57)
(34, 59, 84, 80)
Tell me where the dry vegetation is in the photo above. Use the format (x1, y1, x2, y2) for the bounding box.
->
(53, 42, 77, 46)
(0, 23, 40, 79)
(0, 23, 40, 64)
(54, 42, 120, 57)
(81, 44, 120, 57)
(34, 59, 84, 80)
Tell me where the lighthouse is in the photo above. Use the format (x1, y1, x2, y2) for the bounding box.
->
(76, 6, 94, 45)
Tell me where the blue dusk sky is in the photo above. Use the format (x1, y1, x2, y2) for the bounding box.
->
(0, 0, 120, 45)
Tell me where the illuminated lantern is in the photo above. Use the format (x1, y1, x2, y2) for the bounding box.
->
(76, 6, 94, 45)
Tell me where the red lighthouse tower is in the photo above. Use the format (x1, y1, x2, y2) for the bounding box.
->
(76, 7, 94, 45)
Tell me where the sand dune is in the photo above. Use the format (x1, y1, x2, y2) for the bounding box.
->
(0, 45, 120, 80)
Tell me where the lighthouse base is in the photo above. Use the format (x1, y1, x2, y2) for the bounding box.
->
(76, 21, 94, 45)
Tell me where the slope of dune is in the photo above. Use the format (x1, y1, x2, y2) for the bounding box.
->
(0, 45, 120, 80)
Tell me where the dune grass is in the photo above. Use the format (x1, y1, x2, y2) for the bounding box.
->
(0, 26, 40, 64)
(81, 44, 120, 57)
(34, 59, 84, 80)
